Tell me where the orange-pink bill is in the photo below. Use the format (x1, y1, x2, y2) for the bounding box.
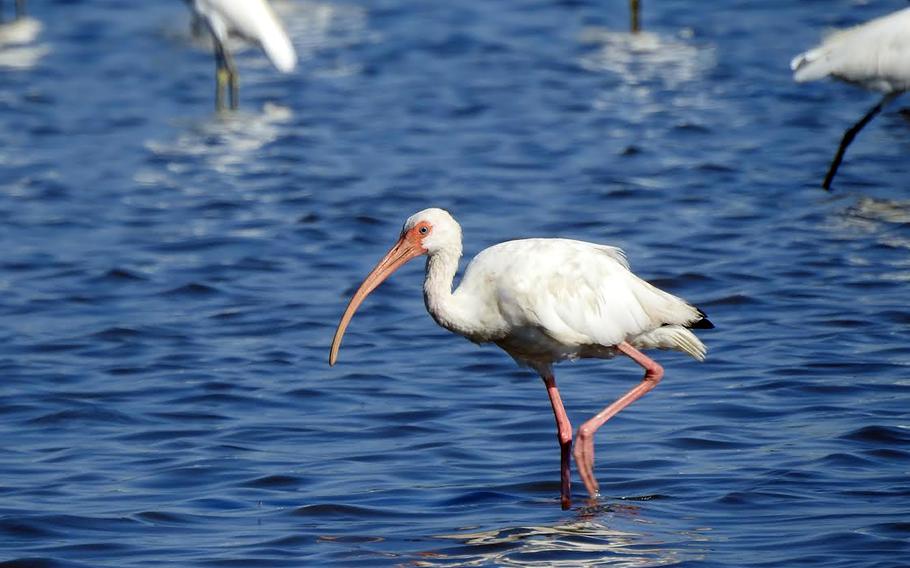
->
(329, 235, 425, 365)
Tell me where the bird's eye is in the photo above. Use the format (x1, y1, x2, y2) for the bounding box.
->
(418, 226, 429, 235)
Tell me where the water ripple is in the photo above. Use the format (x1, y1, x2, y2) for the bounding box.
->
(0, 1, 909, 566)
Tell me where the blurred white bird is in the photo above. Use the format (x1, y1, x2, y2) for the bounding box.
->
(330, 208, 713, 509)
(791, 7, 910, 190)
(185, 0, 297, 111)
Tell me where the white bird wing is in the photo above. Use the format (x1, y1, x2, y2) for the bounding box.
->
(194, 0, 297, 72)
(462, 239, 701, 350)
(791, 7, 910, 92)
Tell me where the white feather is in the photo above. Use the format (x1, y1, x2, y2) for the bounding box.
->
(418, 224, 707, 368)
(191, 0, 297, 72)
(791, 7, 910, 93)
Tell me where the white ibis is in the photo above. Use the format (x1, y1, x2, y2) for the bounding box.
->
(791, 7, 910, 190)
(185, 0, 297, 111)
(329, 208, 713, 509)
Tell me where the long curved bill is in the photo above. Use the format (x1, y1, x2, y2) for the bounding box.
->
(329, 236, 425, 366)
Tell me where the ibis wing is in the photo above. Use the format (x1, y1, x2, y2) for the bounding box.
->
(467, 239, 695, 349)
(195, 0, 297, 72)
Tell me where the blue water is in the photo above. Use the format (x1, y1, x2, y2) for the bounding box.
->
(1, 0, 909, 566)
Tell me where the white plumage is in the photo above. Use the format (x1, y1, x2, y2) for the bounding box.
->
(791, 7, 910, 92)
(330, 208, 712, 509)
(791, 7, 910, 189)
(191, 0, 296, 72)
(453, 238, 706, 367)
(186, 0, 297, 110)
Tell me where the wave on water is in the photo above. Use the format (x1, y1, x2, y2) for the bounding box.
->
(139, 103, 294, 180)
(0, 17, 48, 69)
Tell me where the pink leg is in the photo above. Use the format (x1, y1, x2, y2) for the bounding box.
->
(572, 341, 664, 499)
(541, 372, 573, 509)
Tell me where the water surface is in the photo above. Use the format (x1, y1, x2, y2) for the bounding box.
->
(1, 0, 909, 566)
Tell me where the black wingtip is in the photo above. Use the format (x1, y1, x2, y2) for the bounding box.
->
(689, 308, 715, 329)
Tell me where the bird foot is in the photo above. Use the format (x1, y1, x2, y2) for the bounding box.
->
(572, 428, 601, 499)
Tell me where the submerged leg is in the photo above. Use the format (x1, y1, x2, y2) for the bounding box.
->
(541, 371, 573, 509)
(823, 93, 898, 190)
(630, 0, 641, 33)
(224, 48, 239, 110)
(572, 341, 663, 499)
(214, 40, 228, 112)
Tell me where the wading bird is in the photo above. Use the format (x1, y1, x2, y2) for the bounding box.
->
(185, 0, 296, 111)
(791, 7, 910, 190)
(329, 208, 713, 509)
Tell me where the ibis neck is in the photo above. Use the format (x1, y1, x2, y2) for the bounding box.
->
(423, 246, 474, 336)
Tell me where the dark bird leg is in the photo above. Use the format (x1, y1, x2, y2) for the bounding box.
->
(573, 341, 663, 499)
(630, 0, 641, 33)
(214, 38, 227, 112)
(823, 93, 899, 190)
(224, 47, 239, 110)
(190, 13, 206, 40)
(541, 371, 573, 509)
(213, 37, 236, 112)
(15, 0, 24, 19)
